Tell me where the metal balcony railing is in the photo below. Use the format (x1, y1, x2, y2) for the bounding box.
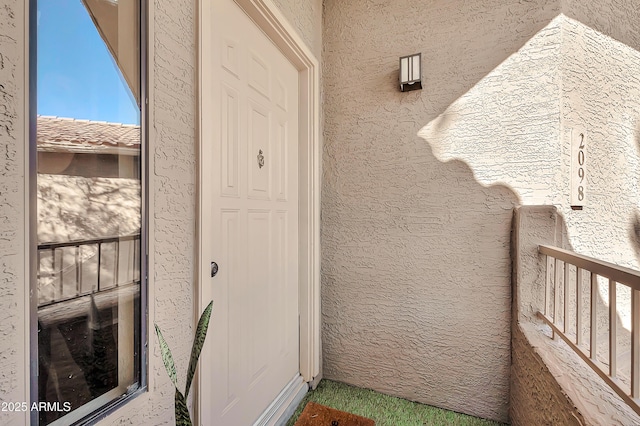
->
(37, 234, 141, 308)
(538, 245, 640, 416)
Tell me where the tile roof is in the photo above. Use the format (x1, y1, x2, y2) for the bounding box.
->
(37, 115, 141, 155)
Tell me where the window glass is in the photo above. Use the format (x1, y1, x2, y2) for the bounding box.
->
(36, 0, 142, 424)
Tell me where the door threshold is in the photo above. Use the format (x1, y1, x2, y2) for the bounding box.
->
(254, 374, 308, 426)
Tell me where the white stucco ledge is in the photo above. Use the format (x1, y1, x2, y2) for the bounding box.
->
(511, 321, 640, 426)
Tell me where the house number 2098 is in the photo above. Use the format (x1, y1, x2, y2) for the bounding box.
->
(571, 129, 587, 207)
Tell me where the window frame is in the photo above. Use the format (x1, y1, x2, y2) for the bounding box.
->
(28, 1, 149, 424)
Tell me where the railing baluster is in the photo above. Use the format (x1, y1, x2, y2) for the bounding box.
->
(632, 289, 640, 398)
(75, 245, 80, 297)
(97, 242, 102, 292)
(591, 272, 598, 362)
(115, 240, 120, 287)
(135, 238, 140, 281)
(79, 245, 83, 294)
(564, 262, 570, 333)
(52, 248, 57, 301)
(37, 249, 42, 303)
(59, 248, 64, 297)
(545, 255, 551, 316)
(577, 267, 583, 347)
(610, 279, 617, 378)
(554, 258, 562, 339)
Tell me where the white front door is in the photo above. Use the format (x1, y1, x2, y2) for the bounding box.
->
(199, 0, 300, 424)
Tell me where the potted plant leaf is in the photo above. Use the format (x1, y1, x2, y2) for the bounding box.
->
(155, 301, 213, 426)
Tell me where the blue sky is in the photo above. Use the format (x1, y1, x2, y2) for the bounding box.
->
(37, 0, 139, 125)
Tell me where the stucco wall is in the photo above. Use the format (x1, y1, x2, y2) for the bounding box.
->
(512, 322, 640, 425)
(0, 0, 321, 424)
(510, 323, 584, 426)
(271, 0, 322, 58)
(322, 0, 560, 422)
(416, 0, 640, 320)
(94, 0, 199, 424)
(0, 0, 28, 424)
(558, 3, 640, 331)
(322, 0, 640, 421)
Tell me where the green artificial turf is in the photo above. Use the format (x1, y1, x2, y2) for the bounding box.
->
(286, 380, 503, 426)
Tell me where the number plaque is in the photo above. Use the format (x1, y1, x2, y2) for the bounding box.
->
(570, 128, 587, 208)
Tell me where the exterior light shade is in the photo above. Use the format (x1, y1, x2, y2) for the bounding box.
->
(399, 53, 422, 92)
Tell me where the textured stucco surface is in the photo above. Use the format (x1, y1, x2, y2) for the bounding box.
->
(511, 323, 584, 426)
(512, 206, 563, 322)
(96, 1, 198, 424)
(512, 322, 640, 426)
(323, 0, 640, 422)
(417, 16, 563, 205)
(3, 0, 640, 423)
(321, 0, 562, 422)
(0, 0, 27, 424)
(0, 0, 195, 422)
(557, 3, 640, 332)
(0, 0, 321, 424)
(418, 1, 640, 320)
(271, 0, 322, 58)
(508, 16, 640, 420)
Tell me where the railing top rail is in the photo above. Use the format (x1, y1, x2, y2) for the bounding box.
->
(38, 233, 140, 251)
(539, 245, 640, 291)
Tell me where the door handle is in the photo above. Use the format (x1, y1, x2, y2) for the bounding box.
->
(211, 261, 219, 277)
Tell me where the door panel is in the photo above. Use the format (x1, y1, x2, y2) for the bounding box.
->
(219, 209, 241, 412)
(220, 85, 239, 197)
(247, 209, 270, 385)
(248, 51, 270, 99)
(248, 100, 271, 199)
(275, 121, 289, 201)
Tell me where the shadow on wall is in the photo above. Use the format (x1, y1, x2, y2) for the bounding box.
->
(630, 122, 640, 264)
(418, 13, 564, 199)
(523, 207, 640, 408)
(322, 0, 561, 128)
(562, 0, 640, 53)
(322, 0, 640, 422)
(321, 127, 519, 422)
(417, 8, 640, 273)
(563, 61, 640, 336)
(321, 0, 562, 422)
(557, 7, 640, 276)
(514, 28, 640, 418)
(512, 207, 640, 425)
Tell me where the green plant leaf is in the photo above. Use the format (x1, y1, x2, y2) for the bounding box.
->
(185, 300, 213, 398)
(174, 388, 192, 426)
(155, 323, 178, 388)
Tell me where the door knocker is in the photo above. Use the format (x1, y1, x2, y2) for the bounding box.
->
(257, 149, 265, 169)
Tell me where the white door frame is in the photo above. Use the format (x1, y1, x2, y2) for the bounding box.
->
(196, 0, 321, 418)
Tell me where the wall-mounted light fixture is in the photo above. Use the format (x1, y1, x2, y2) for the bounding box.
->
(399, 53, 422, 92)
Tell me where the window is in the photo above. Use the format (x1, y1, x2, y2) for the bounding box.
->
(33, 0, 146, 424)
